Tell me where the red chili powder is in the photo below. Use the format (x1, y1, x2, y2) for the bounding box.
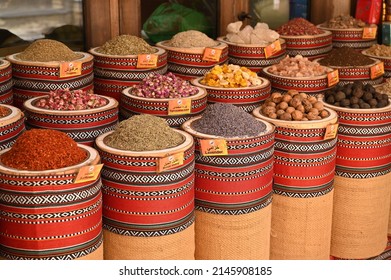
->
(0, 129, 87, 171)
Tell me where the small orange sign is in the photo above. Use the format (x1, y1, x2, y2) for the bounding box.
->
(199, 139, 228, 156)
(168, 98, 191, 115)
(370, 62, 384, 79)
(158, 152, 184, 172)
(59, 61, 82, 78)
(74, 164, 103, 183)
(136, 54, 158, 68)
(362, 26, 377, 39)
(264, 40, 281, 59)
(327, 70, 339, 87)
(202, 48, 222, 62)
(324, 123, 339, 140)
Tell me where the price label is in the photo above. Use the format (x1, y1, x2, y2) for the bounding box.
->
(157, 152, 184, 172)
(137, 54, 158, 68)
(74, 164, 103, 183)
(168, 98, 191, 115)
(199, 139, 228, 156)
(327, 70, 339, 87)
(202, 48, 222, 62)
(370, 62, 384, 79)
(362, 26, 377, 39)
(59, 61, 82, 78)
(264, 40, 281, 59)
(324, 123, 339, 140)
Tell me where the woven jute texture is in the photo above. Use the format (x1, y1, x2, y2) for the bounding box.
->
(270, 191, 334, 260)
(103, 224, 195, 260)
(77, 244, 104, 260)
(195, 205, 271, 260)
(331, 173, 391, 259)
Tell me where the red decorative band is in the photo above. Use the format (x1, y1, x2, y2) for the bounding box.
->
(166, 48, 228, 67)
(96, 142, 195, 236)
(223, 39, 286, 58)
(330, 108, 391, 177)
(273, 126, 337, 197)
(0, 114, 25, 151)
(193, 130, 274, 213)
(0, 172, 103, 259)
(92, 47, 167, 69)
(281, 33, 332, 49)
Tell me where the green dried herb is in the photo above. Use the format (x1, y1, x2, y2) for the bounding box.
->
(105, 114, 184, 151)
(97, 35, 155, 55)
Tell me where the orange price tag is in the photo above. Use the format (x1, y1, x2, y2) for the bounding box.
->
(59, 61, 82, 78)
(157, 152, 184, 172)
(202, 48, 222, 62)
(327, 70, 339, 87)
(199, 139, 228, 156)
(168, 98, 191, 115)
(370, 62, 384, 79)
(264, 40, 281, 59)
(362, 26, 377, 39)
(74, 164, 103, 183)
(136, 54, 158, 68)
(324, 123, 339, 140)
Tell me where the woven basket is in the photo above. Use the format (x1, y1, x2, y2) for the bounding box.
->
(0, 145, 103, 260)
(6, 52, 94, 109)
(0, 105, 25, 151)
(253, 107, 338, 259)
(315, 57, 384, 86)
(95, 130, 195, 260)
(280, 30, 333, 60)
(182, 117, 274, 260)
(155, 41, 228, 80)
(120, 86, 207, 127)
(216, 37, 287, 73)
(0, 59, 13, 105)
(191, 77, 271, 113)
(317, 24, 378, 50)
(23, 95, 119, 146)
(89, 47, 168, 101)
(323, 102, 391, 259)
(260, 65, 335, 95)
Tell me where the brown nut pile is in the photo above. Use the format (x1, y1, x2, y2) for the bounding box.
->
(261, 90, 330, 121)
(324, 82, 389, 109)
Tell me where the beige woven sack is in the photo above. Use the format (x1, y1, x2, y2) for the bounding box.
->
(331, 173, 391, 259)
(104, 225, 195, 260)
(195, 205, 271, 260)
(270, 191, 333, 260)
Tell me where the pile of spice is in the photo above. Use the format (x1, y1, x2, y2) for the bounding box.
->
(0, 129, 87, 171)
(131, 72, 198, 98)
(225, 21, 279, 44)
(276, 18, 324, 36)
(97, 35, 155, 55)
(324, 81, 389, 109)
(192, 103, 266, 138)
(166, 30, 217, 48)
(261, 90, 329, 121)
(201, 64, 263, 87)
(323, 15, 367, 29)
(0, 105, 10, 118)
(374, 78, 391, 96)
(364, 44, 391, 57)
(35, 88, 108, 110)
(267, 55, 329, 77)
(104, 115, 183, 151)
(319, 47, 375, 67)
(17, 39, 82, 62)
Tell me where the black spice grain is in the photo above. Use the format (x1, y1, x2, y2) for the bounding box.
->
(192, 103, 266, 138)
(319, 46, 375, 67)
